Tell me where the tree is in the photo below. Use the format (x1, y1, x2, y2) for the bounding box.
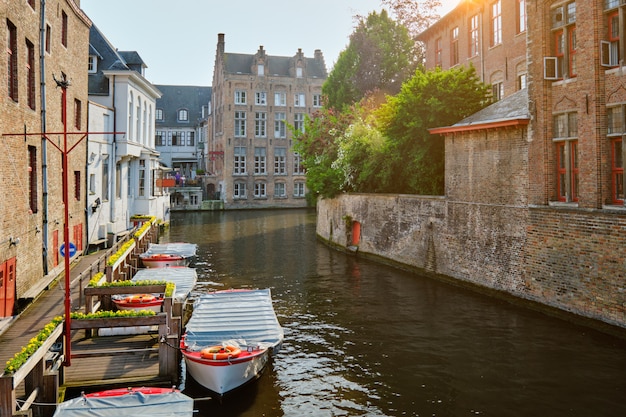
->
(323, 10, 417, 110)
(381, 0, 443, 40)
(375, 65, 491, 194)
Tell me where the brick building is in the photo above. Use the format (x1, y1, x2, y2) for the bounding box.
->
(417, 0, 527, 101)
(0, 0, 91, 316)
(209, 34, 327, 208)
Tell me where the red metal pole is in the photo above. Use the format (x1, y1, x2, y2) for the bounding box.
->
(61, 82, 72, 366)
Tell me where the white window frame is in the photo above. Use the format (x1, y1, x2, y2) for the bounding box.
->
(313, 94, 322, 107)
(294, 93, 305, 107)
(294, 181, 305, 197)
(235, 111, 247, 137)
(254, 147, 266, 175)
(275, 112, 286, 138)
(294, 113, 305, 133)
(255, 91, 267, 106)
(255, 112, 267, 137)
(234, 182, 247, 199)
(235, 90, 247, 105)
(275, 92, 286, 106)
(254, 182, 267, 198)
(274, 147, 286, 175)
(275, 182, 286, 197)
(234, 146, 246, 175)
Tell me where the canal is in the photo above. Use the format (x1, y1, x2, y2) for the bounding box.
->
(165, 209, 626, 417)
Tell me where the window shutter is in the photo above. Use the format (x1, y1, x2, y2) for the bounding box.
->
(544, 57, 559, 80)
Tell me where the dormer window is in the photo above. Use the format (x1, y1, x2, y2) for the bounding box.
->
(88, 55, 97, 73)
(296, 67, 303, 78)
(257, 64, 264, 76)
(156, 108, 164, 121)
(178, 109, 188, 121)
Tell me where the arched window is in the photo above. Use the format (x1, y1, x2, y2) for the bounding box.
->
(178, 109, 189, 121)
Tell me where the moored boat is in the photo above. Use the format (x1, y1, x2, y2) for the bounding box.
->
(112, 293, 163, 313)
(52, 387, 193, 417)
(111, 266, 198, 313)
(181, 288, 284, 396)
(140, 242, 198, 268)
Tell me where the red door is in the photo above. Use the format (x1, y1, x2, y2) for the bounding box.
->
(0, 258, 16, 317)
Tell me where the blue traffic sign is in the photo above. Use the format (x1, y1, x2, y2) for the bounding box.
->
(60, 242, 77, 258)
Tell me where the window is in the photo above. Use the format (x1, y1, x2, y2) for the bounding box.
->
(89, 173, 96, 194)
(274, 147, 286, 175)
(275, 112, 286, 138)
(451, 27, 459, 66)
(254, 147, 266, 175)
(235, 90, 247, 105)
(102, 155, 110, 201)
(254, 182, 266, 198)
(274, 92, 286, 106)
(435, 37, 442, 67)
(138, 159, 146, 197)
(28, 146, 37, 213)
(88, 55, 97, 73)
(469, 15, 479, 57)
(491, 0, 502, 47)
(255, 112, 267, 137)
(74, 99, 82, 129)
(518, 73, 527, 90)
(294, 113, 305, 133)
(172, 132, 183, 146)
(296, 67, 303, 78)
(313, 94, 322, 107)
(553, 112, 578, 202)
(234, 182, 247, 199)
(156, 108, 163, 120)
(607, 105, 626, 204)
(294, 152, 305, 174)
(178, 109, 188, 121)
(294, 93, 305, 107)
(492, 82, 504, 101)
(275, 182, 286, 197)
(255, 91, 267, 105)
(517, 0, 527, 33)
(235, 111, 246, 137)
(61, 10, 68, 47)
(257, 64, 264, 76)
(74, 171, 80, 200)
(294, 181, 306, 197)
(602, 1, 623, 68)
(116, 163, 121, 198)
(188, 131, 195, 146)
(234, 146, 246, 174)
(547, 2, 576, 79)
(26, 40, 35, 110)
(7, 20, 18, 102)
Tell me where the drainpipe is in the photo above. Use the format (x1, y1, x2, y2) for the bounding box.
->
(110, 75, 116, 226)
(39, 0, 49, 274)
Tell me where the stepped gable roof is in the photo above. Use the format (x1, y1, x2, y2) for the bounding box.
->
(223, 51, 327, 79)
(430, 88, 530, 135)
(88, 25, 147, 95)
(154, 85, 212, 126)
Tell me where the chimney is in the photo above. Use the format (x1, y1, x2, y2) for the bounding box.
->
(217, 33, 225, 55)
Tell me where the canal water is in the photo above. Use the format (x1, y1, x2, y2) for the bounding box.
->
(165, 209, 626, 417)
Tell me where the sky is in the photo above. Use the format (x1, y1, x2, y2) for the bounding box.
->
(80, 0, 460, 87)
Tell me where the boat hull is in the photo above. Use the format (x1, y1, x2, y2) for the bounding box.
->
(112, 297, 163, 313)
(182, 348, 269, 396)
(140, 255, 188, 268)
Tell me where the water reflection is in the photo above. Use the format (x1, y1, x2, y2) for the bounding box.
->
(165, 210, 626, 417)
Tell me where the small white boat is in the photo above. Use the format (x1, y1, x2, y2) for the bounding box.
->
(139, 242, 198, 268)
(181, 288, 284, 396)
(52, 387, 193, 417)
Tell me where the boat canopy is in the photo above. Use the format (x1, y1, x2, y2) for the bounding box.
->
(132, 267, 198, 302)
(52, 391, 194, 417)
(139, 242, 198, 259)
(184, 288, 284, 351)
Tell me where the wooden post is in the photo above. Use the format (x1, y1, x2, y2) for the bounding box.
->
(24, 358, 43, 416)
(0, 375, 16, 417)
(42, 372, 59, 417)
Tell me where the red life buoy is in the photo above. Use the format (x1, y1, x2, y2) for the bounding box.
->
(200, 345, 242, 360)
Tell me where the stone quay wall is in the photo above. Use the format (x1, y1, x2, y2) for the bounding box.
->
(317, 194, 626, 330)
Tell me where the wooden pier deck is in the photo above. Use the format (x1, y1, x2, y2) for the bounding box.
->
(64, 332, 167, 389)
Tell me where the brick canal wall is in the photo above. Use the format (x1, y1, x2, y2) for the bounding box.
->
(316, 194, 626, 330)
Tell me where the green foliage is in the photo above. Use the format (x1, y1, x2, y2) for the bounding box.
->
(299, 66, 491, 198)
(323, 10, 417, 110)
(375, 66, 491, 194)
